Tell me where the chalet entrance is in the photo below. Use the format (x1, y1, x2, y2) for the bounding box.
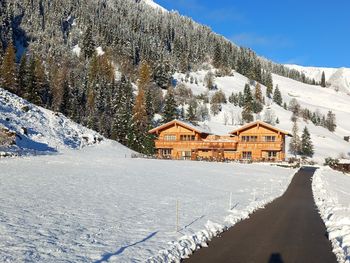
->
(160, 148, 172, 158)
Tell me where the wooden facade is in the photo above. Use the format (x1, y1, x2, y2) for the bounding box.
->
(149, 120, 292, 162)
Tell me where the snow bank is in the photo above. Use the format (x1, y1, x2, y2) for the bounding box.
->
(312, 167, 350, 263)
(0, 88, 102, 155)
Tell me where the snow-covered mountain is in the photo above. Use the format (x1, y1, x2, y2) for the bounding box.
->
(285, 64, 350, 94)
(0, 88, 103, 155)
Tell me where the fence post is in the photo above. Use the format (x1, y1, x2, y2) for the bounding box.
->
(176, 200, 179, 232)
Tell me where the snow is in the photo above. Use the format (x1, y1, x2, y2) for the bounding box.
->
(0, 141, 296, 262)
(285, 64, 350, 94)
(141, 0, 167, 12)
(0, 88, 101, 155)
(96, 46, 105, 56)
(313, 167, 350, 263)
(72, 44, 81, 57)
(172, 68, 350, 163)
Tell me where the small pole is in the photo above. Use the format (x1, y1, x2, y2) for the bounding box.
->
(229, 192, 232, 210)
(176, 200, 179, 232)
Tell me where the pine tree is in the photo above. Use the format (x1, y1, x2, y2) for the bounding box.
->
(301, 126, 314, 157)
(254, 83, 263, 104)
(273, 85, 283, 106)
(264, 71, 273, 98)
(242, 104, 254, 123)
(82, 24, 95, 59)
(213, 43, 222, 69)
(162, 87, 178, 123)
(154, 61, 171, 89)
(25, 55, 42, 105)
(321, 71, 326, 87)
(1, 41, 17, 93)
(325, 110, 336, 132)
(131, 85, 154, 154)
(289, 121, 301, 157)
(138, 61, 152, 90)
(17, 53, 28, 97)
(113, 76, 134, 145)
(186, 99, 198, 124)
(243, 83, 253, 106)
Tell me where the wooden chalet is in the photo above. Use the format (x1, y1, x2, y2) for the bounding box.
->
(229, 120, 292, 161)
(149, 120, 292, 162)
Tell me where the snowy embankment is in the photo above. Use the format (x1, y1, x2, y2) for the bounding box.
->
(313, 167, 350, 263)
(0, 88, 101, 155)
(0, 142, 296, 262)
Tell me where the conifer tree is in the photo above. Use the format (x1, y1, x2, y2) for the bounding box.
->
(242, 104, 254, 123)
(1, 41, 17, 94)
(213, 43, 222, 69)
(25, 55, 42, 105)
(113, 76, 134, 145)
(131, 85, 154, 154)
(186, 99, 198, 125)
(289, 121, 301, 157)
(82, 24, 95, 59)
(273, 85, 283, 106)
(325, 110, 336, 132)
(301, 126, 314, 157)
(243, 83, 253, 106)
(17, 53, 28, 97)
(138, 61, 152, 90)
(321, 71, 326, 87)
(264, 71, 273, 98)
(162, 87, 178, 123)
(254, 83, 263, 104)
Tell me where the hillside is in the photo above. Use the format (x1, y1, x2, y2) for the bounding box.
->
(172, 68, 350, 163)
(0, 88, 103, 155)
(285, 64, 350, 93)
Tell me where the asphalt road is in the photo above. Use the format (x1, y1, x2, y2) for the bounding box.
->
(184, 167, 337, 263)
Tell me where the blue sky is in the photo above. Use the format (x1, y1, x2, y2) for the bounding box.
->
(156, 0, 350, 68)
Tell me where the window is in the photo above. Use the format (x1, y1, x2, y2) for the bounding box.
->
(161, 149, 172, 156)
(241, 136, 258, 142)
(264, 136, 276, 142)
(243, 151, 252, 159)
(268, 151, 277, 158)
(181, 151, 192, 160)
(180, 135, 196, 141)
(164, 134, 176, 141)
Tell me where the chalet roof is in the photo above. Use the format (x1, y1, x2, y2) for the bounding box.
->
(149, 119, 212, 134)
(229, 120, 292, 136)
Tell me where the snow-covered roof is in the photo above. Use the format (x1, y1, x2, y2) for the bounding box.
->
(149, 119, 212, 134)
(230, 120, 292, 136)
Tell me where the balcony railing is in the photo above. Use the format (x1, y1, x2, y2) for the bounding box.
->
(155, 140, 238, 150)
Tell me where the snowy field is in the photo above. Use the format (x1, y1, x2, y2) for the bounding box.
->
(0, 141, 296, 262)
(313, 167, 350, 263)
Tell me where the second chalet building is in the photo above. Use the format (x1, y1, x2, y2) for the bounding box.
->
(149, 120, 292, 162)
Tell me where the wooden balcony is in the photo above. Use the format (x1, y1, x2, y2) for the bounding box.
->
(155, 140, 238, 150)
(238, 141, 283, 151)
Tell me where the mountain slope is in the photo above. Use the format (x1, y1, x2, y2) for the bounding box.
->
(172, 68, 350, 163)
(285, 64, 350, 93)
